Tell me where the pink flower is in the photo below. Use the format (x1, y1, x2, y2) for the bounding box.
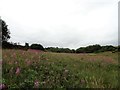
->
(15, 67, 20, 76)
(0, 84, 7, 90)
(34, 80, 39, 88)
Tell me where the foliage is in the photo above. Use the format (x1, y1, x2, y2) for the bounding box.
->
(117, 45, 120, 52)
(1, 19, 10, 42)
(45, 47, 75, 53)
(76, 47, 86, 53)
(100, 45, 116, 52)
(30, 44, 45, 51)
(76, 44, 117, 53)
(2, 49, 118, 88)
(2, 41, 12, 49)
(25, 43, 29, 50)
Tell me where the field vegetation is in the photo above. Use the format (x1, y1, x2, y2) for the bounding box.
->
(2, 49, 119, 88)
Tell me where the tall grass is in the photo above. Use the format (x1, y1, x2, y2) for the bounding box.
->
(2, 49, 119, 88)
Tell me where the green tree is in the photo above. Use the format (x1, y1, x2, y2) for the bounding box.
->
(0, 19, 11, 48)
(1, 19, 10, 42)
(30, 44, 44, 51)
(25, 43, 29, 51)
(76, 44, 101, 53)
(118, 45, 120, 52)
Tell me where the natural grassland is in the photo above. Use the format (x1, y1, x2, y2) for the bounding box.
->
(2, 49, 119, 88)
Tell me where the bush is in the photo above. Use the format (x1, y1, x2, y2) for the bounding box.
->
(76, 45, 117, 53)
(30, 44, 45, 51)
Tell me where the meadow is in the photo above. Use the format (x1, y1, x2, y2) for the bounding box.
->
(2, 49, 119, 88)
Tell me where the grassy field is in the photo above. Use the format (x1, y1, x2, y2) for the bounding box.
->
(2, 49, 119, 88)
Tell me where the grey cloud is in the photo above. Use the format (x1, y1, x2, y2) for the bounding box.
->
(0, 0, 118, 49)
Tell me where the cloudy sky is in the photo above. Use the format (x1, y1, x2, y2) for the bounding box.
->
(0, 0, 119, 49)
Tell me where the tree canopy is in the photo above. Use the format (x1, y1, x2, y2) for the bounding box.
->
(76, 44, 118, 53)
(1, 19, 10, 42)
(30, 44, 45, 51)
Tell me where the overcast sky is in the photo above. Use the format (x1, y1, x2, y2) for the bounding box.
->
(0, 0, 119, 49)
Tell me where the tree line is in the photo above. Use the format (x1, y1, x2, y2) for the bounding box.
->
(2, 41, 44, 51)
(1, 19, 120, 53)
(2, 41, 120, 53)
(76, 44, 119, 53)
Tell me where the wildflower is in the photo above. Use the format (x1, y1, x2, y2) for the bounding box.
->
(34, 80, 39, 88)
(15, 67, 20, 76)
(0, 84, 8, 90)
